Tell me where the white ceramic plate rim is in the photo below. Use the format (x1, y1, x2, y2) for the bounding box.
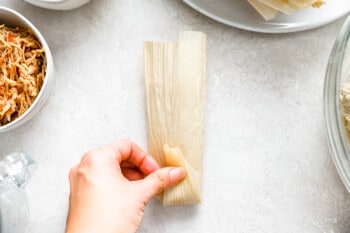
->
(183, 0, 350, 33)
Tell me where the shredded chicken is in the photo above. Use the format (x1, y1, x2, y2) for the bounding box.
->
(0, 24, 46, 126)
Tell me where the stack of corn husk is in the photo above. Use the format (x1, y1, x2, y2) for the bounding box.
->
(247, 0, 325, 20)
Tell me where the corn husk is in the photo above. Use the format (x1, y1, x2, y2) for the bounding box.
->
(247, 0, 325, 20)
(247, 0, 278, 20)
(163, 145, 201, 206)
(144, 31, 206, 206)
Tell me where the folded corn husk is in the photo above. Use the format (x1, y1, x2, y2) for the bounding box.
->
(144, 31, 206, 206)
(163, 145, 201, 206)
(248, 0, 325, 20)
(247, 0, 278, 20)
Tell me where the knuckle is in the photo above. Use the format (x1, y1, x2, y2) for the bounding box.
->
(75, 149, 104, 177)
(68, 166, 77, 180)
(81, 149, 101, 166)
(76, 165, 88, 178)
(153, 171, 167, 193)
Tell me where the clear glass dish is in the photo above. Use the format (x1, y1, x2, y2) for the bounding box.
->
(324, 16, 350, 191)
(0, 152, 36, 233)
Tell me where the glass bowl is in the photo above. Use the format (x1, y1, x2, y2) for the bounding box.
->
(0, 7, 54, 133)
(324, 15, 350, 191)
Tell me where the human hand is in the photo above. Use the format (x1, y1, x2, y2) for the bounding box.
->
(65, 139, 185, 233)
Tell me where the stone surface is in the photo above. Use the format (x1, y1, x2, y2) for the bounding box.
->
(0, 1, 350, 232)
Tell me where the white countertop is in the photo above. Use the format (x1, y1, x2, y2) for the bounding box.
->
(1, 1, 350, 233)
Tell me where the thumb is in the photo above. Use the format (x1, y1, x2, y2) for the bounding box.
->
(139, 167, 186, 202)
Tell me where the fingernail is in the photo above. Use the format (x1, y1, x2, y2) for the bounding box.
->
(169, 167, 186, 183)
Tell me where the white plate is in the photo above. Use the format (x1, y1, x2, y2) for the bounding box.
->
(183, 0, 350, 33)
(24, 0, 90, 10)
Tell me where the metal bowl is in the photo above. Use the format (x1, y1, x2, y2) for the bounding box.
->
(0, 6, 54, 133)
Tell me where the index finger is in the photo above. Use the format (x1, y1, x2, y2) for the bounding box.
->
(104, 139, 160, 175)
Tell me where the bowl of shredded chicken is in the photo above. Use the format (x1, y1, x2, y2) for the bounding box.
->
(0, 7, 53, 133)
